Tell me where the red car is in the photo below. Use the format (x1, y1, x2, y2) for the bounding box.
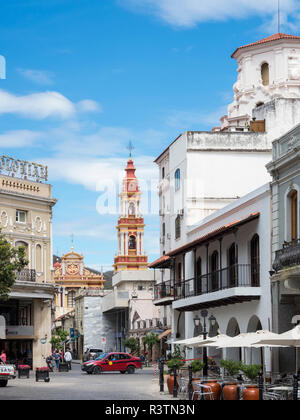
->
(81, 352, 142, 375)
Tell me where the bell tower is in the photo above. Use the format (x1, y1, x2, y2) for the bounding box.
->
(113, 156, 148, 272)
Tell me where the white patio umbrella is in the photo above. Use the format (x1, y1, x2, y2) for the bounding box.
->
(169, 334, 232, 348)
(216, 330, 283, 377)
(253, 325, 300, 373)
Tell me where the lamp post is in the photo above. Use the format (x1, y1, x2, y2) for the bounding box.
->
(194, 311, 216, 378)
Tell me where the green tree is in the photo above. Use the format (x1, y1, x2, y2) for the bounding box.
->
(142, 332, 159, 361)
(50, 329, 69, 351)
(0, 230, 28, 299)
(124, 337, 139, 354)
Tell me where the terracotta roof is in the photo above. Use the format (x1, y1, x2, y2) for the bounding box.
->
(149, 255, 171, 269)
(54, 309, 75, 322)
(168, 212, 260, 257)
(232, 33, 300, 58)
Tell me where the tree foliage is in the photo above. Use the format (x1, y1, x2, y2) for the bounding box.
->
(0, 229, 28, 299)
(124, 337, 139, 354)
(50, 329, 69, 351)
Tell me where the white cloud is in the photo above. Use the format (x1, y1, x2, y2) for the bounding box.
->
(76, 99, 103, 113)
(17, 68, 55, 85)
(0, 130, 42, 148)
(0, 89, 102, 120)
(120, 0, 300, 28)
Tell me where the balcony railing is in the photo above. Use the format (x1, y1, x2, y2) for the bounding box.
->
(16, 269, 36, 282)
(154, 280, 174, 301)
(174, 264, 259, 300)
(273, 239, 300, 272)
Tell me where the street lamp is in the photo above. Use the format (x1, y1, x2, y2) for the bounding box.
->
(193, 310, 216, 377)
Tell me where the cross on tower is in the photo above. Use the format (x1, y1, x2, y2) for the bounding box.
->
(127, 141, 135, 158)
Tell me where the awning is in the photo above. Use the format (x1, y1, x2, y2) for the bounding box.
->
(149, 256, 171, 269)
(158, 329, 172, 340)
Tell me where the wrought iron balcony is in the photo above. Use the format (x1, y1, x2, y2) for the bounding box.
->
(174, 264, 259, 301)
(273, 239, 300, 272)
(16, 269, 36, 282)
(154, 280, 174, 302)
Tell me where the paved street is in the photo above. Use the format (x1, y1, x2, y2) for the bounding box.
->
(0, 364, 166, 400)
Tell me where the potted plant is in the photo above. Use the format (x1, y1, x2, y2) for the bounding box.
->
(166, 358, 184, 395)
(189, 360, 205, 400)
(190, 360, 205, 379)
(17, 364, 31, 379)
(36, 367, 50, 382)
(220, 360, 242, 400)
(240, 364, 261, 400)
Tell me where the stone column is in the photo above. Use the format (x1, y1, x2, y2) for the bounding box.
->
(33, 299, 52, 370)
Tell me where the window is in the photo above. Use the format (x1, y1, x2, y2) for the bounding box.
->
(261, 63, 269, 86)
(175, 216, 181, 239)
(162, 222, 166, 237)
(129, 235, 136, 250)
(211, 251, 219, 291)
(67, 291, 75, 308)
(250, 235, 260, 287)
(36, 244, 42, 273)
(16, 210, 27, 223)
(195, 257, 202, 295)
(228, 243, 238, 287)
(175, 169, 180, 191)
(129, 202, 135, 216)
(291, 190, 298, 241)
(162, 167, 165, 179)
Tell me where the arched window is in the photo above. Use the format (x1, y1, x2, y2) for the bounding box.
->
(67, 291, 75, 308)
(210, 251, 219, 291)
(36, 244, 42, 273)
(261, 63, 269, 86)
(15, 241, 29, 265)
(291, 190, 298, 241)
(228, 243, 238, 287)
(129, 202, 135, 216)
(251, 234, 260, 286)
(129, 235, 136, 250)
(175, 169, 180, 191)
(195, 257, 202, 295)
(175, 216, 181, 239)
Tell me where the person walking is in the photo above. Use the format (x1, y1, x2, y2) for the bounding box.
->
(0, 350, 6, 363)
(64, 349, 72, 370)
(52, 350, 61, 370)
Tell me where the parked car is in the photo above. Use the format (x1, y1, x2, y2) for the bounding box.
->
(83, 348, 103, 362)
(0, 358, 16, 387)
(81, 352, 142, 375)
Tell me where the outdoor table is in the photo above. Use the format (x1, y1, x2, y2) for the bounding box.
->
(268, 386, 293, 400)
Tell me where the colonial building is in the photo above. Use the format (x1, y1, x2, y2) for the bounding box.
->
(150, 32, 300, 361)
(267, 123, 300, 373)
(53, 247, 105, 320)
(0, 155, 56, 369)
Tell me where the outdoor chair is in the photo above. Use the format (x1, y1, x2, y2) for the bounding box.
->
(263, 391, 283, 400)
(178, 377, 189, 400)
(192, 382, 214, 400)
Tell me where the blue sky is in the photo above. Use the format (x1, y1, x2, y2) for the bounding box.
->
(1, 0, 300, 271)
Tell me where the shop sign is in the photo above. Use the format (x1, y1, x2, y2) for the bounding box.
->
(0, 156, 48, 182)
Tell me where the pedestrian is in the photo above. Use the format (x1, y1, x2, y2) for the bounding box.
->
(1, 350, 6, 363)
(52, 350, 61, 370)
(64, 349, 72, 370)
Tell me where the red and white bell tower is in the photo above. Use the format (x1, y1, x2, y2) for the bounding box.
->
(113, 156, 148, 272)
